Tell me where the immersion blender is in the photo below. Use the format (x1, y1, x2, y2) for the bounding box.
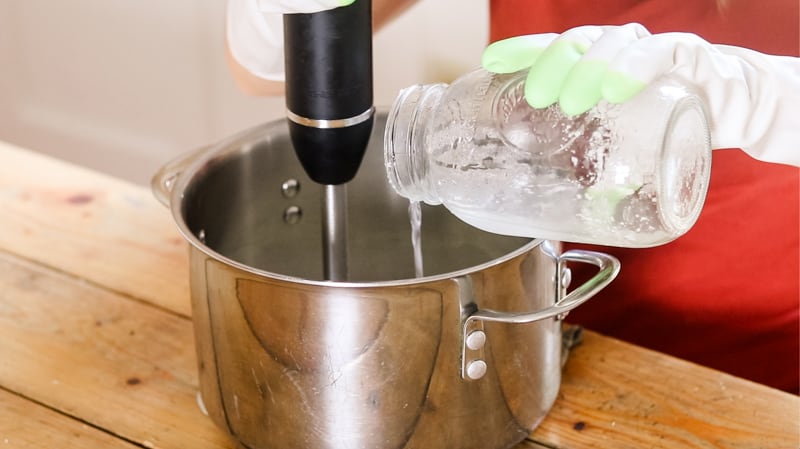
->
(283, 1, 374, 281)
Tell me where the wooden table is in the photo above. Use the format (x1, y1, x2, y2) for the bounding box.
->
(0, 140, 797, 449)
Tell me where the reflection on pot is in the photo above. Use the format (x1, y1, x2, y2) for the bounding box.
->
(153, 113, 619, 449)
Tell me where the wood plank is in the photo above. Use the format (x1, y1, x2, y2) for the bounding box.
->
(0, 388, 139, 449)
(532, 330, 800, 448)
(513, 438, 558, 449)
(0, 250, 234, 449)
(0, 142, 190, 316)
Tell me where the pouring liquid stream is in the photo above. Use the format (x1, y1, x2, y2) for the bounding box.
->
(409, 200, 424, 278)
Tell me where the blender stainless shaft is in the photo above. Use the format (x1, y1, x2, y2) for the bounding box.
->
(283, 1, 374, 281)
(322, 184, 348, 280)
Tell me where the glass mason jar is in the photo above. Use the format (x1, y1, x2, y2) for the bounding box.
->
(384, 68, 712, 247)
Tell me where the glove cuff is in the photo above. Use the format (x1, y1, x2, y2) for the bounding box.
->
(227, 0, 286, 82)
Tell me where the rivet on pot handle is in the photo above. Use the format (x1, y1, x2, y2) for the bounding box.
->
(151, 146, 210, 207)
(461, 249, 620, 380)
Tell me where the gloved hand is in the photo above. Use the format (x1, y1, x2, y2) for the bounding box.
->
(226, 0, 355, 82)
(482, 23, 800, 166)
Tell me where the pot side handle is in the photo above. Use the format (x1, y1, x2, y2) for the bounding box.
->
(470, 250, 620, 325)
(460, 250, 620, 380)
(151, 146, 210, 207)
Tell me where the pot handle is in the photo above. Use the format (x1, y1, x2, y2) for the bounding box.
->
(460, 249, 620, 380)
(151, 146, 209, 207)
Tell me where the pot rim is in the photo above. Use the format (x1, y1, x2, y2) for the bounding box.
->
(165, 121, 546, 288)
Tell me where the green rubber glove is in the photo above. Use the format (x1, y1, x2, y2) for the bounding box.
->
(482, 24, 652, 116)
(482, 23, 800, 167)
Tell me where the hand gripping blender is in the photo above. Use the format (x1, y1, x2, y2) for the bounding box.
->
(283, 1, 374, 281)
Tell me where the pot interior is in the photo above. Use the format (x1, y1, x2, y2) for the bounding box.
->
(180, 113, 532, 282)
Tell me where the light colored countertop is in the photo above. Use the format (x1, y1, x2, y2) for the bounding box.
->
(0, 140, 797, 449)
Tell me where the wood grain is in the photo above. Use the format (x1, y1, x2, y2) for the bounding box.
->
(0, 388, 139, 449)
(0, 251, 234, 449)
(533, 331, 799, 448)
(0, 142, 191, 316)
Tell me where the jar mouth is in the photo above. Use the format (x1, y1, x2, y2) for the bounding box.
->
(658, 95, 712, 235)
(384, 83, 446, 205)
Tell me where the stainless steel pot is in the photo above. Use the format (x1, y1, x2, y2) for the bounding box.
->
(153, 113, 620, 449)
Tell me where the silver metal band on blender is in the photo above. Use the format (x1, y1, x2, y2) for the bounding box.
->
(286, 106, 375, 129)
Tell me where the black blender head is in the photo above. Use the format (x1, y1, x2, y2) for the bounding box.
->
(283, 1, 374, 185)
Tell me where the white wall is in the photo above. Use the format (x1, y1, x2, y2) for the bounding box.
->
(0, 1, 488, 185)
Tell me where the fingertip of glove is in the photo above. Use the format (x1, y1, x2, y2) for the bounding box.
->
(558, 97, 594, 117)
(481, 53, 514, 73)
(559, 60, 607, 116)
(523, 39, 588, 107)
(482, 36, 547, 73)
(601, 71, 646, 103)
(524, 78, 557, 109)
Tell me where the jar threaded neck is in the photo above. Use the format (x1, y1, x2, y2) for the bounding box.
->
(384, 83, 447, 205)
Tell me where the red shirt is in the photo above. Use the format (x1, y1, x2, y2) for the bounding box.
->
(490, 0, 800, 393)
